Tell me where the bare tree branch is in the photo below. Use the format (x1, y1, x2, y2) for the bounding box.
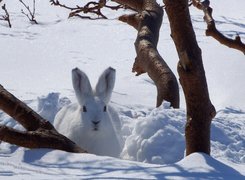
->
(114, 0, 180, 108)
(0, 84, 86, 153)
(19, 0, 38, 24)
(50, 0, 125, 20)
(192, 0, 245, 54)
(0, 3, 11, 28)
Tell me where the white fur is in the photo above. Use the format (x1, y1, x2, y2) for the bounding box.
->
(54, 67, 122, 157)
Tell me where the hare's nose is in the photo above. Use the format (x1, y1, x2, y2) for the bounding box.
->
(92, 121, 100, 125)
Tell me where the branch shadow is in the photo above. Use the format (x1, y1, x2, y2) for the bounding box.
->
(19, 150, 244, 179)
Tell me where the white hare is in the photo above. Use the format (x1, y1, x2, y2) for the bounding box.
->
(54, 67, 123, 157)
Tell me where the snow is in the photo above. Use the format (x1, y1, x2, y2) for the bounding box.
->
(0, 0, 245, 179)
(0, 147, 243, 179)
(121, 103, 186, 164)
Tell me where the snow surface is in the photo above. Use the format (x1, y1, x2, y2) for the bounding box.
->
(0, 0, 245, 179)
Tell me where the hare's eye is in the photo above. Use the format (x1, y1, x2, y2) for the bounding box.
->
(82, 106, 87, 112)
(103, 106, 107, 112)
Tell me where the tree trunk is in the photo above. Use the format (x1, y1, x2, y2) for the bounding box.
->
(0, 85, 86, 153)
(113, 0, 180, 108)
(163, 0, 216, 155)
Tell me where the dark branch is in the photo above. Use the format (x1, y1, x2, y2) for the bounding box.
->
(50, 0, 126, 20)
(19, 0, 38, 24)
(0, 84, 86, 153)
(0, 125, 82, 152)
(114, 0, 180, 108)
(192, 0, 245, 54)
(50, 0, 76, 10)
(0, 4, 11, 28)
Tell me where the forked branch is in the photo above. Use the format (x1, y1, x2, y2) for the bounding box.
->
(50, 0, 124, 19)
(19, 0, 38, 24)
(0, 84, 86, 153)
(192, 0, 245, 54)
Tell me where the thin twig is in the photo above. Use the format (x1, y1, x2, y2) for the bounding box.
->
(50, 0, 76, 10)
(19, 0, 38, 24)
(50, 0, 127, 19)
(0, 3, 11, 28)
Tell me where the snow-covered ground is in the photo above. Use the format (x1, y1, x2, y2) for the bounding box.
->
(0, 0, 244, 179)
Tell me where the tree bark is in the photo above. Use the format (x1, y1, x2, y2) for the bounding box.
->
(113, 0, 180, 108)
(0, 85, 86, 153)
(163, 0, 216, 155)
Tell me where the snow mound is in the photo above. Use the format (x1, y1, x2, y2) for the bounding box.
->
(1, 94, 244, 169)
(37, 92, 60, 122)
(176, 152, 244, 179)
(37, 92, 71, 123)
(121, 102, 186, 164)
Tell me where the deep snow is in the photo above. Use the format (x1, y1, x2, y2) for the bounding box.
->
(0, 0, 244, 179)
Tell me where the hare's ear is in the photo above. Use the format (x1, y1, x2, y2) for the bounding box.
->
(72, 68, 93, 105)
(95, 67, 115, 104)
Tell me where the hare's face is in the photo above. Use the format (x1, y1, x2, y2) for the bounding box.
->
(81, 97, 109, 131)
